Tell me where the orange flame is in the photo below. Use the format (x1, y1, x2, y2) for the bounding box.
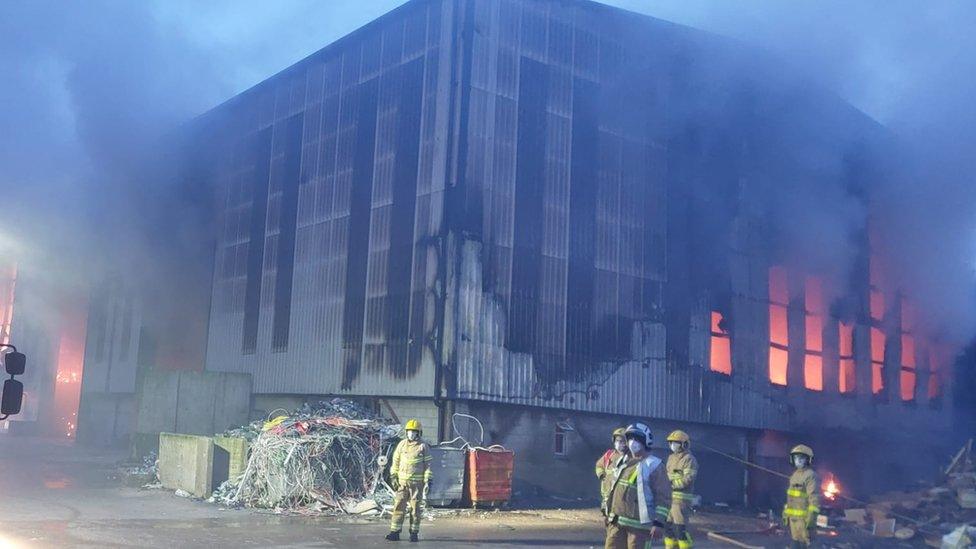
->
(822, 476, 840, 501)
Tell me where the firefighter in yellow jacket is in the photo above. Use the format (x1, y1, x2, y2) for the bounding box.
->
(604, 423, 671, 549)
(782, 445, 819, 548)
(664, 430, 698, 549)
(597, 427, 628, 514)
(386, 419, 433, 543)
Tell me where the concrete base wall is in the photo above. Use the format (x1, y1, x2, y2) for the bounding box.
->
(453, 400, 749, 505)
(133, 371, 251, 456)
(382, 398, 440, 440)
(158, 432, 214, 498)
(77, 392, 135, 447)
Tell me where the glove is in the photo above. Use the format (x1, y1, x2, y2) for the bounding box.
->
(389, 475, 399, 490)
(782, 514, 789, 528)
(807, 513, 818, 529)
(423, 481, 430, 500)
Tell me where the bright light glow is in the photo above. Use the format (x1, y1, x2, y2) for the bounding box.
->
(769, 266, 789, 385)
(709, 311, 732, 375)
(823, 477, 840, 501)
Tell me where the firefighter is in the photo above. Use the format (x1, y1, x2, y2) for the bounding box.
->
(386, 419, 432, 543)
(664, 430, 698, 549)
(597, 427, 628, 514)
(782, 445, 819, 548)
(604, 423, 671, 549)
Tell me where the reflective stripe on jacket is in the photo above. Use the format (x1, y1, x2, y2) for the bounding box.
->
(666, 450, 698, 501)
(391, 439, 433, 483)
(783, 468, 819, 519)
(606, 454, 671, 529)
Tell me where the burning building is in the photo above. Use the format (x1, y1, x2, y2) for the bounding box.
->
(165, 0, 960, 503)
(0, 259, 89, 438)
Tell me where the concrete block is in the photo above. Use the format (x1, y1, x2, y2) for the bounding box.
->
(212, 374, 252, 433)
(136, 372, 179, 434)
(175, 372, 217, 435)
(158, 432, 214, 498)
(213, 435, 249, 483)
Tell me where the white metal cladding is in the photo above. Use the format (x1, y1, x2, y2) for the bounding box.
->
(79, 278, 142, 395)
(204, 0, 453, 396)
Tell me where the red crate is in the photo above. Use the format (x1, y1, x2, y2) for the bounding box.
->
(467, 448, 514, 507)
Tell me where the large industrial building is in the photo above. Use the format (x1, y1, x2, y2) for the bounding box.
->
(78, 0, 959, 505)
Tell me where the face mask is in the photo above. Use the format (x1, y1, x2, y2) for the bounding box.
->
(406, 431, 419, 441)
(627, 440, 644, 455)
(670, 442, 683, 453)
(793, 456, 808, 469)
(614, 440, 627, 453)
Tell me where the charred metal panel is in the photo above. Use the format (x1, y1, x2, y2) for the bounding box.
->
(271, 113, 305, 351)
(204, 0, 451, 397)
(386, 58, 425, 377)
(340, 77, 379, 389)
(507, 56, 548, 355)
(242, 128, 273, 354)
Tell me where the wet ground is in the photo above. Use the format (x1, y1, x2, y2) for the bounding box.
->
(0, 436, 795, 548)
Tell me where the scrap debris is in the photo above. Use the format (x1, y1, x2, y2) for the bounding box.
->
(208, 398, 399, 515)
(816, 439, 976, 548)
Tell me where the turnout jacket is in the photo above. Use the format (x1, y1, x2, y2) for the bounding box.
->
(391, 439, 433, 483)
(606, 453, 672, 529)
(666, 450, 698, 502)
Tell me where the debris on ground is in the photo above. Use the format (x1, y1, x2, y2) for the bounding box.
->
(811, 438, 976, 548)
(116, 451, 158, 488)
(210, 398, 399, 516)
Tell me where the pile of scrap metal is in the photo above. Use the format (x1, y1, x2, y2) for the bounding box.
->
(209, 398, 399, 515)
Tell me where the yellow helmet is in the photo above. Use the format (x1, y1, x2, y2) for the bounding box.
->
(612, 427, 626, 442)
(667, 430, 690, 444)
(790, 444, 814, 459)
(404, 419, 422, 432)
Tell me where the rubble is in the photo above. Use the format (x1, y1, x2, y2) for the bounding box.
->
(820, 439, 976, 547)
(209, 398, 399, 516)
(116, 451, 159, 488)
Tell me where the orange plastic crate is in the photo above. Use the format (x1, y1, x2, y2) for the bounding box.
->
(466, 448, 514, 506)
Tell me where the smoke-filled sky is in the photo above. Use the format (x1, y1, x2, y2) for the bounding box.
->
(1, 0, 975, 338)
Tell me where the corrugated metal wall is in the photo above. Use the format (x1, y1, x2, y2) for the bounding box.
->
(204, 0, 453, 396)
(196, 0, 953, 435)
(448, 0, 791, 429)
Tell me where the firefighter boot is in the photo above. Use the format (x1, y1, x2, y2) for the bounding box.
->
(409, 532, 419, 542)
(664, 537, 678, 549)
(385, 531, 400, 541)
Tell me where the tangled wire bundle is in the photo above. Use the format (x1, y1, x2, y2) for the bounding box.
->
(224, 400, 398, 513)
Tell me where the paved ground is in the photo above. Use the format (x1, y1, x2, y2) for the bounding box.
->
(0, 436, 791, 548)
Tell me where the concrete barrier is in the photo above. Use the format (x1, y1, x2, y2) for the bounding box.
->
(158, 432, 214, 498)
(213, 435, 249, 485)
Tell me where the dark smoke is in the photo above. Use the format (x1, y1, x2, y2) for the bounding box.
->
(1, 0, 974, 361)
(616, 0, 976, 339)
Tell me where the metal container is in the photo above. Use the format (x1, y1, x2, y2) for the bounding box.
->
(466, 448, 514, 508)
(426, 446, 465, 507)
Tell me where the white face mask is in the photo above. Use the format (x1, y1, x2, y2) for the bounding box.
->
(406, 430, 419, 442)
(614, 440, 627, 453)
(793, 455, 808, 469)
(627, 439, 644, 455)
(669, 442, 683, 453)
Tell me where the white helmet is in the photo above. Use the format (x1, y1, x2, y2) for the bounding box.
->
(624, 423, 653, 448)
